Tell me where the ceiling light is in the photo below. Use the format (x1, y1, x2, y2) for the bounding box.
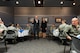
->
(16, 1, 19, 5)
(60, 1, 64, 5)
(38, 1, 41, 4)
(73, 2, 76, 5)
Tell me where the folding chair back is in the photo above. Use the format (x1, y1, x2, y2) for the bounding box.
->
(0, 30, 7, 52)
(70, 37, 80, 53)
(5, 30, 17, 43)
(6, 30, 17, 39)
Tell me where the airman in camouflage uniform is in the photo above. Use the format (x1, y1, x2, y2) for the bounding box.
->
(64, 18, 80, 40)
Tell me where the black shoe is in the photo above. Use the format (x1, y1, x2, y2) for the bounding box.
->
(36, 36, 39, 39)
(34, 37, 36, 40)
(63, 42, 69, 45)
(37, 38, 39, 40)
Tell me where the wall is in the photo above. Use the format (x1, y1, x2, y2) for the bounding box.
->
(0, 7, 14, 26)
(14, 7, 78, 27)
(0, 7, 79, 27)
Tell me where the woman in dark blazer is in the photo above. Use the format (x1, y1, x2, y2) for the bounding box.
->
(41, 18, 47, 38)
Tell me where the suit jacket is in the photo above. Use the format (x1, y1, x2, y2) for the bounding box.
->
(32, 19, 39, 29)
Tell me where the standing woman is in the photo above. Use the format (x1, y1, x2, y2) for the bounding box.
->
(41, 18, 47, 38)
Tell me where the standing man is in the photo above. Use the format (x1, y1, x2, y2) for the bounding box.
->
(32, 16, 39, 39)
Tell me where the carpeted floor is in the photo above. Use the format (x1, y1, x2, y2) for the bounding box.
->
(0, 38, 70, 53)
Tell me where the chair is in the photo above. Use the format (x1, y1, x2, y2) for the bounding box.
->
(70, 36, 80, 53)
(5, 30, 18, 43)
(24, 26, 33, 41)
(46, 26, 53, 40)
(0, 30, 7, 52)
(29, 27, 34, 40)
(58, 30, 66, 44)
(24, 29, 32, 41)
(46, 26, 59, 40)
(58, 30, 71, 53)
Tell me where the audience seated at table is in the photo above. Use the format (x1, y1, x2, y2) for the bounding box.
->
(59, 19, 68, 32)
(25, 23, 31, 30)
(17, 24, 30, 38)
(58, 19, 68, 37)
(7, 23, 17, 31)
(50, 24, 56, 34)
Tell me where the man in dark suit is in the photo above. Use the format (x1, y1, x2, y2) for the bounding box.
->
(32, 16, 39, 39)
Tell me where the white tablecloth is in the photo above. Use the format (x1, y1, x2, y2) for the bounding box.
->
(18, 30, 29, 37)
(53, 29, 59, 37)
(76, 35, 80, 39)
